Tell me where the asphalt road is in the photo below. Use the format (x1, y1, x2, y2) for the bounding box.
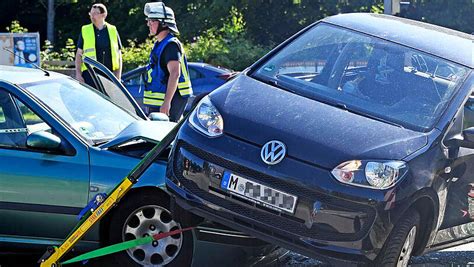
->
(282, 243, 474, 266)
(1, 243, 473, 267)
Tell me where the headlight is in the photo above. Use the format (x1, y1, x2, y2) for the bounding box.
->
(189, 96, 224, 137)
(331, 160, 407, 189)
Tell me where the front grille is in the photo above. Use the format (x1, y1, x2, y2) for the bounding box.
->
(173, 141, 376, 242)
(179, 141, 328, 203)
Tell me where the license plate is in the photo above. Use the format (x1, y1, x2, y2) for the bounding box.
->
(221, 172, 297, 213)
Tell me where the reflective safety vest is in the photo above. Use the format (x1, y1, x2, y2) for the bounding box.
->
(144, 34, 193, 107)
(80, 22, 120, 72)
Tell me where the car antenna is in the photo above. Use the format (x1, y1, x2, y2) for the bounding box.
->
(2, 48, 50, 76)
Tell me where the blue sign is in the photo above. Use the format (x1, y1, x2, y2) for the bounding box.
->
(0, 33, 40, 68)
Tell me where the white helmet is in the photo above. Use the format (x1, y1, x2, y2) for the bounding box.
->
(144, 2, 179, 34)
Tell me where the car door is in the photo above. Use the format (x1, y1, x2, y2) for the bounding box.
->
(82, 57, 147, 120)
(188, 66, 207, 95)
(0, 84, 90, 240)
(121, 66, 147, 111)
(188, 65, 226, 96)
(435, 90, 474, 245)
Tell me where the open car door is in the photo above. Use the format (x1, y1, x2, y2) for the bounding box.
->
(82, 56, 147, 120)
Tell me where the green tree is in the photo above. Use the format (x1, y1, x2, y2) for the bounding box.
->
(185, 7, 268, 70)
(6, 20, 28, 33)
(38, 0, 78, 45)
(121, 38, 155, 71)
(413, 0, 474, 33)
(14, 0, 473, 73)
(241, 0, 384, 46)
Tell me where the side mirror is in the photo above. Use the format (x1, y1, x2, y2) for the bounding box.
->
(27, 131, 62, 150)
(463, 127, 474, 144)
(445, 127, 474, 149)
(149, 112, 170, 122)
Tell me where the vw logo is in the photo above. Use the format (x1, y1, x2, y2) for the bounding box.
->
(261, 140, 286, 165)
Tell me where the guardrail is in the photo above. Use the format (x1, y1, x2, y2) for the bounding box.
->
(43, 60, 75, 77)
(43, 60, 75, 68)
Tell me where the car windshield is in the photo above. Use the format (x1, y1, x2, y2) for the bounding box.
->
(23, 78, 138, 144)
(252, 23, 469, 131)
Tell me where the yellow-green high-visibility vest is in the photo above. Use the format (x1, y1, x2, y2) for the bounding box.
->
(144, 34, 193, 107)
(80, 22, 119, 72)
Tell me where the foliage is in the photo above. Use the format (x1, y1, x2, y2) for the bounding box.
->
(240, 0, 386, 46)
(121, 38, 155, 71)
(60, 38, 76, 61)
(40, 39, 76, 69)
(185, 7, 269, 71)
(6, 0, 473, 72)
(6, 20, 28, 33)
(3, 0, 474, 49)
(413, 0, 474, 33)
(40, 38, 75, 61)
(40, 40, 56, 62)
(120, 7, 269, 71)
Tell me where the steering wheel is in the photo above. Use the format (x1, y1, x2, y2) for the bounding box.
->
(411, 54, 429, 73)
(327, 43, 355, 90)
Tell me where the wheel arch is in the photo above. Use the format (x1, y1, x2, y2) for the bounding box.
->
(99, 186, 169, 245)
(408, 191, 439, 256)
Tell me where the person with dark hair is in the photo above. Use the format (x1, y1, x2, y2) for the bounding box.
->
(143, 2, 193, 121)
(14, 39, 26, 65)
(75, 3, 122, 86)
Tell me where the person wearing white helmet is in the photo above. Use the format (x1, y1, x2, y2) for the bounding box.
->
(143, 2, 193, 121)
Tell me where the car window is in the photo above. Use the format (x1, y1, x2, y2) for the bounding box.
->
(82, 61, 146, 120)
(15, 99, 51, 134)
(123, 73, 143, 86)
(464, 95, 474, 130)
(97, 73, 137, 116)
(203, 64, 232, 74)
(253, 23, 469, 131)
(22, 78, 137, 144)
(0, 106, 5, 123)
(0, 89, 27, 148)
(189, 67, 202, 80)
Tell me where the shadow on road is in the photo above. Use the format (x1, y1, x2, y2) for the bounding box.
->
(0, 252, 117, 267)
(2, 250, 474, 266)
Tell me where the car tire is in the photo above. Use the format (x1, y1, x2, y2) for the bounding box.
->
(105, 192, 193, 267)
(374, 208, 420, 267)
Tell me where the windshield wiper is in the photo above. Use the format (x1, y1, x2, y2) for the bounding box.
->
(253, 75, 297, 93)
(93, 139, 111, 146)
(259, 76, 282, 88)
(255, 74, 404, 129)
(335, 102, 405, 129)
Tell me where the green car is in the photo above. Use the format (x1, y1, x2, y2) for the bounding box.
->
(0, 59, 282, 266)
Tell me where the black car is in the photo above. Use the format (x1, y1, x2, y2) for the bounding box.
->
(165, 13, 474, 266)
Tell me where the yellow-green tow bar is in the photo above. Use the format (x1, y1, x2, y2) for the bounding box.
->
(38, 113, 188, 267)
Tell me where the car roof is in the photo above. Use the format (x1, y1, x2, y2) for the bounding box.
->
(322, 13, 474, 68)
(188, 62, 208, 68)
(188, 62, 232, 73)
(0, 65, 66, 85)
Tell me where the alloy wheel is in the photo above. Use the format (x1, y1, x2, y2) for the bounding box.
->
(122, 205, 183, 266)
(397, 225, 417, 267)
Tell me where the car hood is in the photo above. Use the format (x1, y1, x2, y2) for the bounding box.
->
(210, 75, 428, 169)
(100, 120, 176, 149)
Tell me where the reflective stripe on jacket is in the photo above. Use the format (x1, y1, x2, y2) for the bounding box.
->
(144, 34, 193, 107)
(81, 22, 120, 72)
